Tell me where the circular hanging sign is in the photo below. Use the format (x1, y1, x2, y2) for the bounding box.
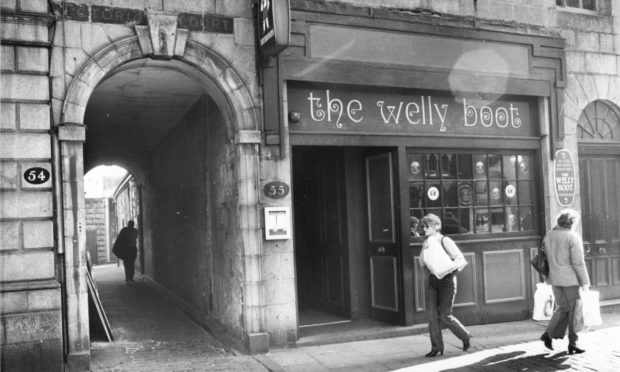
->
(554, 149, 576, 207)
(23, 167, 50, 185)
(427, 186, 440, 201)
(263, 181, 290, 199)
(505, 184, 516, 198)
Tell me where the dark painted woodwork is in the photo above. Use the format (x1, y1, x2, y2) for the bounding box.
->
(365, 150, 402, 324)
(265, 0, 566, 154)
(293, 147, 350, 316)
(262, 57, 283, 146)
(579, 154, 620, 300)
(411, 237, 541, 325)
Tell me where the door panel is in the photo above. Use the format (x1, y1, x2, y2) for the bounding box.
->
(366, 152, 401, 323)
(293, 147, 350, 316)
(579, 155, 620, 300)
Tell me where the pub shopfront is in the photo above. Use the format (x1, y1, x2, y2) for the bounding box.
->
(264, 2, 567, 331)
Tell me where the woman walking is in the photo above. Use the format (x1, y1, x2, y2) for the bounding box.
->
(418, 213, 471, 357)
(540, 209, 590, 354)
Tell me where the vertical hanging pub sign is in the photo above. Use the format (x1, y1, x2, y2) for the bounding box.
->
(257, 0, 290, 56)
(554, 149, 576, 207)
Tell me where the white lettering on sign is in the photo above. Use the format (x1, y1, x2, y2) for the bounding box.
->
(260, 0, 271, 35)
(463, 99, 521, 129)
(305, 89, 522, 134)
(307, 90, 363, 128)
(554, 149, 576, 206)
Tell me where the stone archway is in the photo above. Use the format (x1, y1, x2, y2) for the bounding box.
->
(58, 27, 263, 366)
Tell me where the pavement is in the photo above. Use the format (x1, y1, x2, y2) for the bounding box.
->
(89, 264, 620, 372)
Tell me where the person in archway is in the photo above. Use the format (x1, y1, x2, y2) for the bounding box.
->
(112, 220, 139, 284)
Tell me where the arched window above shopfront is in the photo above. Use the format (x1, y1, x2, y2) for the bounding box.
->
(577, 100, 620, 141)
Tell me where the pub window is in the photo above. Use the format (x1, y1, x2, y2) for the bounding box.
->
(408, 151, 535, 237)
(556, 0, 596, 11)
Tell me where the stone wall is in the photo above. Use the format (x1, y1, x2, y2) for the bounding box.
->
(147, 95, 226, 332)
(553, 3, 619, 223)
(85, 198, 111, 264)
(1, 0, 63, 370)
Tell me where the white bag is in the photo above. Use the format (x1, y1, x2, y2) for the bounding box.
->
(533, 282, 555, 321)
(581, 290, 602, 327)
(423, 238, 458, 279)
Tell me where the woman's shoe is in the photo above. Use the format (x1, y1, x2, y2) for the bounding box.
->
(463, 336, 471, 352)
(424, 350, 443, 357)
(568, 345, 585, 354)
(540, 332, 553, 350)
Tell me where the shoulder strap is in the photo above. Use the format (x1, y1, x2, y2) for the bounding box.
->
(440, 236, 450, 257)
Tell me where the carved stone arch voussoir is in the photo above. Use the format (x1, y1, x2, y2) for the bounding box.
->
(180, 40, 259, 132)
(61, 37, 144, 126)
(62, 35, 257, 134)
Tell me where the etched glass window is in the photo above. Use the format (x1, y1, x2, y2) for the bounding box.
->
(408, 151, 535, 237)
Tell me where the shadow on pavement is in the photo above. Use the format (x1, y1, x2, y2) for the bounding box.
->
(441, 351, 572, 371)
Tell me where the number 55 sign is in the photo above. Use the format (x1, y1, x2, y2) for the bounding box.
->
(263, 181, 290, 199)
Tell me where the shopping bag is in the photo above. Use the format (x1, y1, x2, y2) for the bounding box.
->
(581, 290, 602, 327)
(423, 238, 457, 279)
(532, 282, 555, 321)
(573, 298, 584, 332)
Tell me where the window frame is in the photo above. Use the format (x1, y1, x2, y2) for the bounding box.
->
(556, 0, 599, 14)
(407, 148, 540, 242)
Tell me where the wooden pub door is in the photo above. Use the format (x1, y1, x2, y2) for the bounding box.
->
(293, 147, 350, 319)
(365, 151, 402, 324)
(579, 153, 620, 300)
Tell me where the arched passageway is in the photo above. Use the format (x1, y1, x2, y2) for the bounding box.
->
(58, 31, 266, 362)
(82, 55, 239, 342)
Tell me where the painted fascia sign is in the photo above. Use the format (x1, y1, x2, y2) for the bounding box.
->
(258, 0, 290, 56)
(554, 149, 576, 207)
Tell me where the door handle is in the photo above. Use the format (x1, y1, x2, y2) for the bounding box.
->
(377, 246, 386, 254)
(585, 246, 591, 254)
(598, 247, 607, 255)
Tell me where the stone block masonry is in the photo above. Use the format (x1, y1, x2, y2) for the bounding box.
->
(1, 1, 63, 371)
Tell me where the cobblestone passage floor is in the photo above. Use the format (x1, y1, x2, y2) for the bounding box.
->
(89, 264, 268, 372)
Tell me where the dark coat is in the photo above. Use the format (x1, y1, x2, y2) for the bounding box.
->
(112, 226, 138, 261)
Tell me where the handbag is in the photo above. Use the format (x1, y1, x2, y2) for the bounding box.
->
(530, 242, 549, 277)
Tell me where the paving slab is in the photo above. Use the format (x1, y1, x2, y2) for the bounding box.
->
(89, 264, 268, 372)
(90, 264, 620, 372)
